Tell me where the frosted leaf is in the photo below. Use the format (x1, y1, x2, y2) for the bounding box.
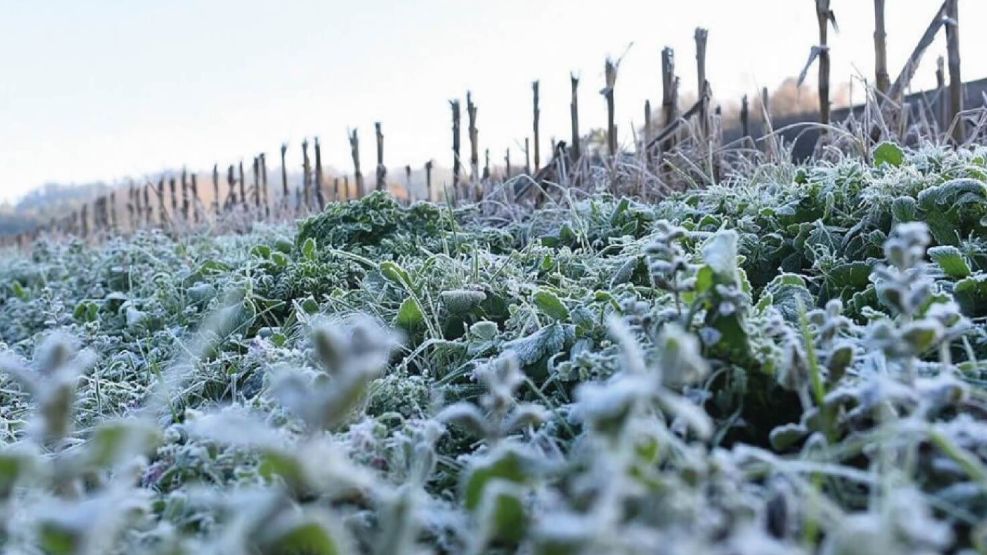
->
(503, 403, 550, 434)
(502, 324, 570, 367)
(436, 403, 489, 438)
(185, 407, 286, 451)
(656, 324, 710, 387)
(470, 320, 499, 341)
(573, 376, 649, 437)
(440, 289, 487, 314)
(702, 229, 740, 283)
(606, 316, 647, 375)
(656, 390, 713, 440)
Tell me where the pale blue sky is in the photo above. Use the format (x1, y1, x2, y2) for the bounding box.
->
(2, 0, 984, 202)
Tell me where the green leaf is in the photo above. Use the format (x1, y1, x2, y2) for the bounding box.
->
(39, 523, 78, 555)
(900, 321, 943, 353)
(262, 518, 343, 555)
(275, 238, 295, 253)
(300, 296, 320, 315)
(917, 179, 987, 245)
(610, 198, 630, 225)
(891, 196, 918, 224)
(827, 342, 854, 383)
(693, 265, 715, 295)
(251, 244, 272, 259)
(73, 301, 99, 323)
(477, 482, 528, 544)
(764, 273, 813, 323)
(301, 237, 318, 261)
(954, 274, 987, 317)
(0, 450, 33, 500)
(928, 246, 972, 279)
(873, 142, 904, 167)
(464, 446, 528, 510)
(259, 450, 308, 496)
(10, 281, 28, 301)
(394, 297, 425, 330)
(379, 261, 412, 289)
(85, 420, 161, 469)
(271, 251, 290, 268)
(533, 290, 570, 321)
(769, 423, 808, 451)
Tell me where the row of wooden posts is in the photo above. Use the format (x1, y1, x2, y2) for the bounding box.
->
(2, 0, 968, 248)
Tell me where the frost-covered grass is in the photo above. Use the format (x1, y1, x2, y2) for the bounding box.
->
(1, 143, 987, 554)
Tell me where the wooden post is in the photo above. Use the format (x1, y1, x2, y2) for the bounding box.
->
(483, 149, 490, 180)
(190, 173, 199, 223)
(314, 138, 325, 209)
(815, 1, 831, 126)
(467, 92, 479, 183)
(181, 168, 190, 222)
(604, 58, 618, 157)
(156, 178, 167, 226)
(450, 100, 461, 196)
(532, 81, 540, 172)
(169, 176, 178, 215)
(80, 204, 89, 237)
(694, 28, 709, 139)
(253, 156, 261, 210)
(344, 175, 351, 200)
(280, 143, 289, 207)
(936, 56, 947, 131)
(945, 0, 963, 143)
(643, 100, 653, 164)
(349, 129, 364, 197)
(661, 47, 678, 150)
(524, 138, 531, 175)
(212, 164, 220, 215)
(238, 161, 246, 210)
(110, 192, 118, 231)
(375, 122, 386, 193)
(130, 181, 140, 229)
(260, 153, 269, 214)
(405, 164, 412, 200)
(91, 198, 100, 233)
(425, 160, 433, 201)
(505, 148, 512, 179)
(760, 86, 776, 157)
(226, 165, 236, 211)
(144, 183, 152, 227)
(874, 0, 890, 96)
(887, 2, 948, 103)
(302, 139, 312, 209)
(334, 177, 341, 201)
(570, 73, 580, 162)
(740, 95, 750, 138)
